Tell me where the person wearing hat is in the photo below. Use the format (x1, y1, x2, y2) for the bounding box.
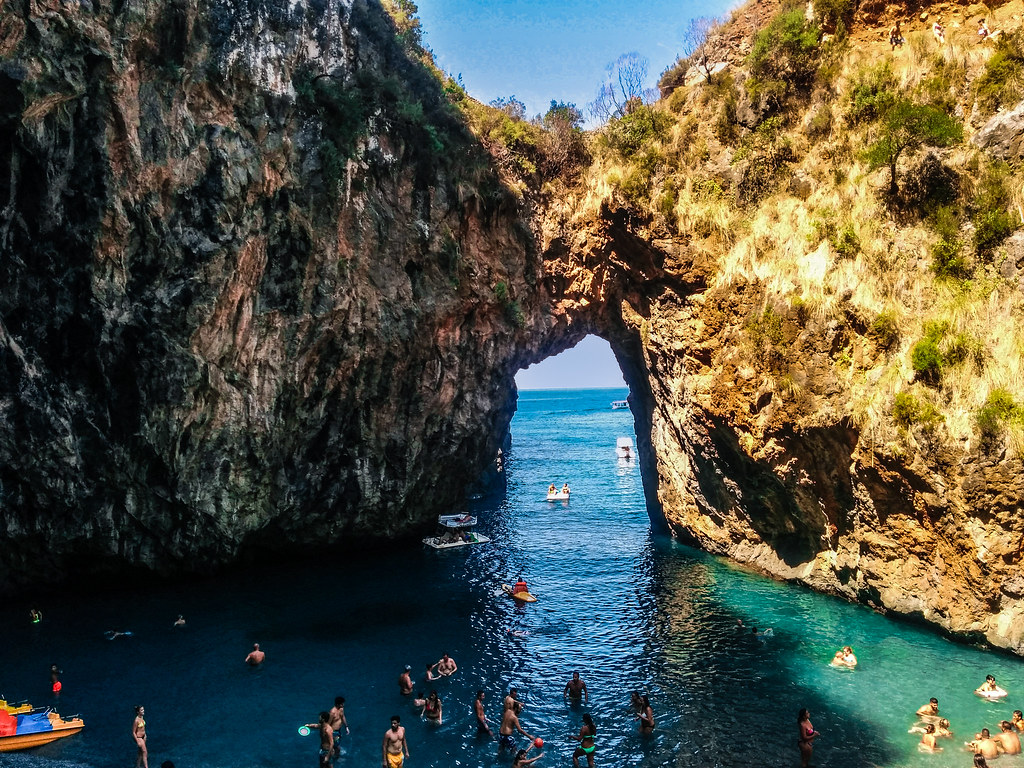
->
(398, 665, 413, 695)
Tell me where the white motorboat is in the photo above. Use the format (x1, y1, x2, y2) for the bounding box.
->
(616, 437, 635, 460)
(423, 514, 491, 549)
(611, 399, 629, 409)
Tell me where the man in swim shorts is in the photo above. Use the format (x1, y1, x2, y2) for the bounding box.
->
(474, 690, 493, 737)
(398, 665, 413, 695)
(245, 643, 265, 665)
(563, 672, 589, 703)
(329, 697, 349, 755)
(499, 701, 534, 753)
(302, 712, 333, 768)
(382, 716, 409, 768)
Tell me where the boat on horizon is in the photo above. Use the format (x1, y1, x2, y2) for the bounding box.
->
(423, 514, 490, 549)
(0, 708, 84, 752)
(610, 399, 628, 409)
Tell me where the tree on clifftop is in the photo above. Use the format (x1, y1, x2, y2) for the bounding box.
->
(683, 16, 727, 84)
(589, 53, 654, 121)
(863, 98, 963, 197)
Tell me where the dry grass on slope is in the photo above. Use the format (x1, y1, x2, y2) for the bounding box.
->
(578, 0, 1024, 457)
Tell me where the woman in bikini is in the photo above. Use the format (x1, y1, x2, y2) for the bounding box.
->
(798, 708, 818, 768)
(415, 690, 443, 725)
(572, 713, 596, 768)
(637, 695, 655, 734)
(132, 705, 148, 768)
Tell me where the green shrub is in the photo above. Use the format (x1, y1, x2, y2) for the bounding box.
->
(869, 311, 899, 350)
(970, 161, 1018, 258)
(928, 205, 970, 280)
(493, 281, 509, 303)
(976, 388, 1023, 439)
(814, 0, 855, 37)
(974, 32, 1024, 113)
(893, 392, 944, 429)
(602, 104, 674, 159)
(944, 332, 984, 369)
(911, 321, 949, 383)
(747, 307, 786, 369)
(747, 10, 820, 109)
(847, 64, 897, 124)
(733, 117, 794, 205)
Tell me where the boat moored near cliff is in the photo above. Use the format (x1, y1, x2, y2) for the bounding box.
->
(423, 514, 490, 549)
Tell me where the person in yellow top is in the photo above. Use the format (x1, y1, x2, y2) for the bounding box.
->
(133, 705, 148, 768)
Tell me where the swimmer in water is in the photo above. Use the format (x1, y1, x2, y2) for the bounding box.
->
(474, 690, 493, 737)
(636, 695, 655, 734)
(995, 721, 1022, 754)
(133, 705, 148, 768)
(382, 716, 409, 768)
(571, 712, 596, 768)
(968, 729, 1000, 760)
(563, 672, 589, 703)
(920, 724, 942, 751)
(244, 643, 265, 665)
(505, 688, 523, 712)
(302, 711, 334, 768)
(797, 708, 818, 768)
(1013, 710, 1024, 732)
(173, 615, 185, 627)
(830, 646, 857, 668)
(498, 700, 534, 754)
(512, 744, 545, 767)
(435, 653, 458, 677)
(916, 698, 939, 718)
(414, 691, 442, 724)
(106, 630, 133, 639)
(50, 664, 62, 694)
(29, 608, 42, 623)
(975, 675, 1007, 698)
(328, 696, 349, 754)
(398, 665, 413, 695)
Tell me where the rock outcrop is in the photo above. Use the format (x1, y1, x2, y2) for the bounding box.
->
(1, 0, 1022, 655)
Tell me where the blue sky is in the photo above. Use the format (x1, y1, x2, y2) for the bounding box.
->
(416, 0, 736, 119)
(515, 336, 626, 390)
(412, 0, 735, 389)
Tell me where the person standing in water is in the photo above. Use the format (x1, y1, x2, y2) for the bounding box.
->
(499, 701, 534, 753)
(382, 716, 409, 768)
(328, 697, 349, 755)
(29, 608, 42, 624)
(636, 695, 654, 734)
(474, 690, 493, 737)
(564, 672, 589, 703)
(245, 643, 265, 665)
(435, 653, 458, 677)
(133, 705, 149, 768)
(797, 708, 818, 768)
(50, 664, 62, 694)
(302, 711, 334, 768)
(571, 712, 597, 768)
(398, 665, 413, 695)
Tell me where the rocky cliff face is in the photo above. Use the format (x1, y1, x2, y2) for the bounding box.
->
(539, 201, 1024, 655)
(0, 0, 557, 584)
(2, 0, 1021, 655)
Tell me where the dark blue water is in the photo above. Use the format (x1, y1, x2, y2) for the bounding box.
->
(3, 388, 1024, 768)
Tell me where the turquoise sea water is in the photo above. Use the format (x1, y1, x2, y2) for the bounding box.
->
(2, 387, 1023, 768)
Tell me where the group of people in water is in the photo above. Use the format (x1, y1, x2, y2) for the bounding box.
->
(800, 646, 1024, 768)
(910, 678, 1023, 761)
(297, 655, 659, 768)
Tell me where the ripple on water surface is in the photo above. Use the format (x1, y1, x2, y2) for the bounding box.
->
(2, 388, 1024, 767)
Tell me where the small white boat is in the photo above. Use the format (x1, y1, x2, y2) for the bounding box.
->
(546, 488, 570, 501)
(616, 437, 635, 460)
(423, 514, 490, 549)
(611, 399, 629, 409)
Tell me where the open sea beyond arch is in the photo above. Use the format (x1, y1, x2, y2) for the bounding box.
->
(2, 387, 1023, 768)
